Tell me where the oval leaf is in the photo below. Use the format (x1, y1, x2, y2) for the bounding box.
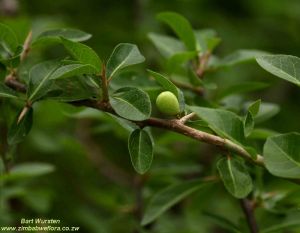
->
(128, 129, 153, 174)
(110, 87, 151, 121)
(0, 23, 18, 60)
(148, 32, 184, 58)
(49, 63, 97, 80)
(157, 12, 196, 51)
(106, 43, 145, 79)
(0, 83, 18, 99)
(0, 163, 55, 181)
(244, 112, 254, 137)
(217, 157, 253, 198)
(264, 133, 300, 179)
(254, 102, 280, 123)
(217, 82, 269, 100)
(8, 107, 33, 145)
(256, 55, 300, 87)
(166, 51, 197, 73)
(34, 28, 91, 45)
(148, 70, 185, 112)
(194, 29, 219, 52)
(248, 99, 261, 117)
(47, 76, 99, 102)
(213, 49, 268, 69)
(61, 37, 102, 73)
(27, 60, 60, 102)
(189, 106, 245, 144)
(203, 212, 242, 233)
(142, 179, 211, 226)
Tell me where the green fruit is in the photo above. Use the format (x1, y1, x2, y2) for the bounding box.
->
(156, 91, 180, 115)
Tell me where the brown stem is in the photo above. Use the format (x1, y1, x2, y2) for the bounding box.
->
(17, 103, 31, 124)
(20, 30, 32, 62)
(240, 198, 259, 233)
(4, 74, 26, 93)
(4, 78, 265, 166)
(143, 118, 264, 166)
(4, 30, 32, 91)
(196, 52, 211, 78)
(179, 112, 197, 124)
(4, 79, 300, 186)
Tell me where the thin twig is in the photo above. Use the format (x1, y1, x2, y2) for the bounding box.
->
(240, 198, 259, 233)
(179, 112, 197, 124)
(2, 78, 266, 169)
(20, 30, 32, 62)
(4, 73, 26, 92)
(3, 78, 265, 166)
(17, 105, 29, 124)
(196, 52, 211, 78)
(4, 81, 300, 185)
(4, 30, 32, 89)
(143, 117, 264, 166)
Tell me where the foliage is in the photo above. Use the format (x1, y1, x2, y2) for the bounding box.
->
(1, 5, 300, 233)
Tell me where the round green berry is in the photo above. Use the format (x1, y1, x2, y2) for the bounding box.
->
(156, 91, 180, 116)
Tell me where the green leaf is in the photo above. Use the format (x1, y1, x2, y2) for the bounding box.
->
(49, 63, 98, 80)
(206, 38, 221, 52)
(254, 102, 280, 123)
(264, 133, 300, 179)
(128, 129, 153, 174)
(261, 214, 300, 233)
(0, 23, 18, 60)
(189, 106, 245, 144)
(213, 50, 268, 68)
(106, 43, 145, 79)
(0, 163, 55, 181)
(61, 37, 102, 73)
(194, 29, 219, 52)
(157, 12, 196, 51)
(8, 107, 33, 145)
(244, 100, 261, 137)
(217, 82, 269, 99)
(166, 51, 197, 73)
(248, 128, 278, 140)
(256, 55, 300, 87)
(148, 70, 178, 96)
(110, 87, 151, 121)
(148, 70, 185, 112)
(34, 28, 91, 45)
(142, 179, 211, 226)
(244, 112, 254, 137)
(148, 32, 184, 58)
(248, 99, 261, 117)
(47, 75, 99, 102)
(0, 83, 18, 99)
(27, 60, 61, 102)
(217, 157, 253, 198)
(203, 212, 242, 233)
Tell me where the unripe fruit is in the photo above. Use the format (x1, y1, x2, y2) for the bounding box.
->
(156, 91, 180, 115)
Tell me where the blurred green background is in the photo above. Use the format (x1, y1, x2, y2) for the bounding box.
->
(1, 0, 300, 232)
